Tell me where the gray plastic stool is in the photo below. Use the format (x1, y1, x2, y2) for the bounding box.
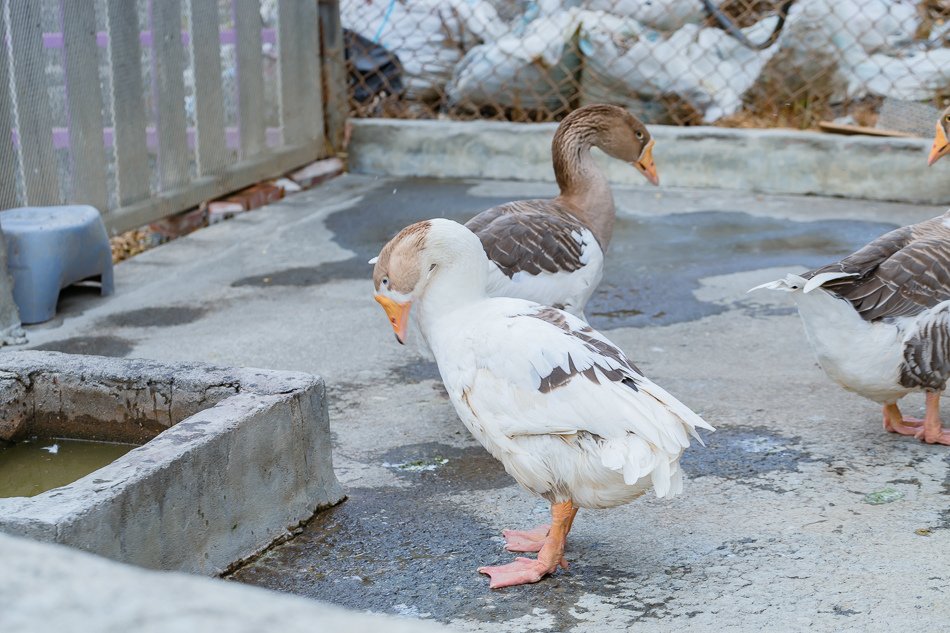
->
(0, 206, 114, 324)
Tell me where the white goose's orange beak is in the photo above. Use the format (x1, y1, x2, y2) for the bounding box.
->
(929, 122, 949, 166)
(374, 294, 411, 344)
(633, 139, 659, 186)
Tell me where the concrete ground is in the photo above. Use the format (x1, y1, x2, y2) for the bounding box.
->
(20, 175, 950, 631)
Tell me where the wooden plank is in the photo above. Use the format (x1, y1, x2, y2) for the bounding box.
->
(298, 0, 324, 146)
(234, 0, 265, 158)
(8, 0, 60, 205)
(105, 139, 322, 233)
(818, 121, 914, 138)
(277, 0, 303, 143)
(0, 4, 20, 209)
(150, 0, 189, 191)
(318, 0, 345, 153)
(61, 0, 109, 211)
(106, 0, 150, 206)
(188, 0, 228, 176)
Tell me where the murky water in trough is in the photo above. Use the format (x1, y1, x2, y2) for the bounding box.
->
(0, 438, 138, 498)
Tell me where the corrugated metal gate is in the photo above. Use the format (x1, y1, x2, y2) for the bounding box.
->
(0, 0, 345, 234)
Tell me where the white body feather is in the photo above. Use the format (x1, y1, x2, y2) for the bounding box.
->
(754, 273, 946, 403)
(423, 296, 711, 509)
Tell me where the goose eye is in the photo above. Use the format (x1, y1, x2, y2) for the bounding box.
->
(636, 131, 644, 139)
(381, 276, 389, 287)
(945, 115, 950, 122)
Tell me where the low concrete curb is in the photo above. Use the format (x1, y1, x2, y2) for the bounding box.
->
(0, 533, 450, 633)
(349, 119, 950, 205)
(0, 351, 344, 575)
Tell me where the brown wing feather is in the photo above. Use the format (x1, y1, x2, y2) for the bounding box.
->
(526, 307, 644, 394)
(465, 200, 591, 278)
(806, 214, 950, 321)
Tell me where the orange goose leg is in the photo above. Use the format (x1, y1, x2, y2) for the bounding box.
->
(915, 392, 950, 446)
(882, 403, 923, 436)
(480, 501, 576, 588)
(503, 505, 580, 553)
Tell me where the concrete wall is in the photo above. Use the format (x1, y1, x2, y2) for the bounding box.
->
(348, 119, 950, 205)
(0, 351, 344, 575)
(0, 533, 450, 633)
(0, 227, 25, 345)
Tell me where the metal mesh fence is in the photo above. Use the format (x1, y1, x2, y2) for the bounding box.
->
(338, 0, 950, 134)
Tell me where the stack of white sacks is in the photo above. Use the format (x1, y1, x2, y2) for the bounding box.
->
(342, 0, 950, 122)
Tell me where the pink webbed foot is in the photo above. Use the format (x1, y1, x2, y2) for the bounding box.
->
(883, 417, 924, 436)
(478, 556, 566, 589)
(481, 501, 575, 589)
(912, 392, 950, 446)
(882, 403, 924, 436)
(502, 525, 549, 553)
(915, 427, 950, 446)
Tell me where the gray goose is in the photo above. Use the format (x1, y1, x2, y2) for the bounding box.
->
(928, 105, 950, 166)
(752, 212, 950, 445)
(465, 104, 658, 320)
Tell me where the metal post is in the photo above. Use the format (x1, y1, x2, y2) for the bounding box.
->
(318, 0, 347, 154)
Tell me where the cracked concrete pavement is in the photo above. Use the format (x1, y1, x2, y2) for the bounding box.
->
(17, 174, 950, 631)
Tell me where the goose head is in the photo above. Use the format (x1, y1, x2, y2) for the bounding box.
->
(555, 104, 659, 186)
(371, 219, 486, 344)
(929, 106, 950, 166)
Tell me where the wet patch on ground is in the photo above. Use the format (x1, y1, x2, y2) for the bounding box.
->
(231, 180, 501, 288)
(232, 261, 358, 288)
(389, 359, 441, 384)
(233, 178, 894, 329)
(377, 443, 513, 492)
(681, 425, 820, 491)
(229, 442, 648, 627)
(100, 305, 208, 328)
(30, 335, 134, 357)
(587, 210, 895, 330)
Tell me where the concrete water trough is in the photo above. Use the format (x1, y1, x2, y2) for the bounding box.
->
(0, 351, 343, 574)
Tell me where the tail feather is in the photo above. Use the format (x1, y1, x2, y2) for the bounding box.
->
(651, 455, 672, 498)
(603, 436, 685, 499)
(748, 273, 808, 294)
(803, 271, 857, 294)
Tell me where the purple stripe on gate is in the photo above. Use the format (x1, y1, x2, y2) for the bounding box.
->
(11, 127, 284, 152)
(40, 28, 278, 49)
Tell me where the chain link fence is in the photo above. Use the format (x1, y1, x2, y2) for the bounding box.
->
(338, 0, 950, 135)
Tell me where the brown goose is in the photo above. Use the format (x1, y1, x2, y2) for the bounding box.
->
(465, 104, 658, 319)
(928, 105, 950, 166)
(752, 212, 950, 445)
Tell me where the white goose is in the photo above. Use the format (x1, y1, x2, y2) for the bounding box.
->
(465, 104, 659, 320)
(752, 211, 950, 445)
(372, 219, 711, 588)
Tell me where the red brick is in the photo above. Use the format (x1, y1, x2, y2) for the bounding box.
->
(288, 157, 344, 189)
(149, 207, 207, 239)
(207, 200, 247, 225)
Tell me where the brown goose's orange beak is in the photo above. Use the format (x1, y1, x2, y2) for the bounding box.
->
(929, 122, 949, 166)
(633, 139, 659, 186)
(374, 294, 411, 344)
